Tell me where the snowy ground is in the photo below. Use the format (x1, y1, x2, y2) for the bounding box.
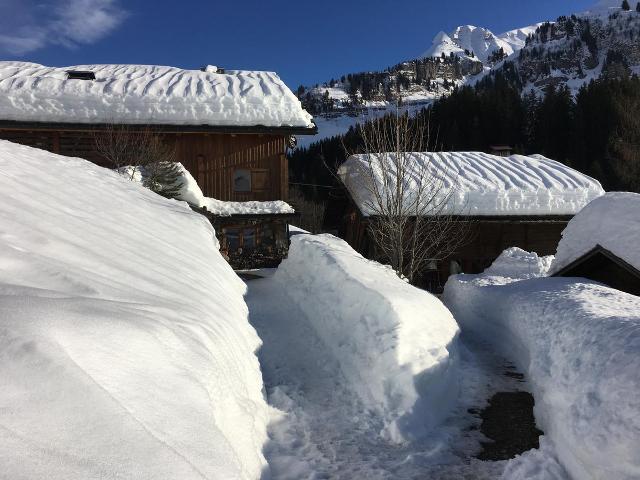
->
(297, 103, 430, 149)
(246, 270, 546, 479)
(445, 247, 640, 479)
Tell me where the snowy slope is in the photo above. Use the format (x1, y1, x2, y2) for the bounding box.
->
(0, 140, 269, 479)
(273, 234, 460, 443)
(505, 5, 640, 95)
(422, 31, 469, 59)
(584, 0, 624, 16)
(339, 152, 604, 217)
(444, 252, 640, 480)
(498, 24, 545, 51)
(0, 62, 314, 128)
(551, 192, 640, 273)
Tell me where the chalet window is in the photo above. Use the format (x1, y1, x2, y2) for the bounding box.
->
(233, 168, 271, 193)
(225, 228, 240, 252)
(251, 169, 271, 192)
(66, 70, 96, 80)
(222, 226, 259, 253)
(233, 169, 251, 192)
(242, 228, 256, 250)
(261, 224, 275, 248)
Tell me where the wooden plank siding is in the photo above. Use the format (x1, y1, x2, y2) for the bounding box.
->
(176, 133, 287, 201)
(0, 128, 289, 201)
(342, 203, 570, 290)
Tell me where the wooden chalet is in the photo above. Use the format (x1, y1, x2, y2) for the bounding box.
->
(0, 62, 316, 267)
(338, 151, 605, 291)
(549, 192, 640, 297)
(552, 245, 640, 296)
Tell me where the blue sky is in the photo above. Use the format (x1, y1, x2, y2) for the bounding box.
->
(1, 0, 597, 88)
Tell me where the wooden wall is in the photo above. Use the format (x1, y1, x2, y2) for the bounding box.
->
(342, 207, 569, 289)
(448, 219, 567, 274)
(0, 128, 288, 201)
(176, 133, 287, 201)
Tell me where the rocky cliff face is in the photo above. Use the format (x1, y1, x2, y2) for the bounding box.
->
(507, 10, 640, 93)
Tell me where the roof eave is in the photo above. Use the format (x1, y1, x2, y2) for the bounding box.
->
(0, 120, 318, 136)
(552, 244, 640, 279)
(359, 213, 576, 222)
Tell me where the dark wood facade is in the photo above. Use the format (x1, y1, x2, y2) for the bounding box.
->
(342, 202, 570, 291)
(198, 210, 300, 269)
(0, 121, 316, 268)
(0, 123, 305, 202)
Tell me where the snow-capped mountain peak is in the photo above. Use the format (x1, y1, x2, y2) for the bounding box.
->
(422, 23, 542, 64)
(422, 31, 466, 59)
(498, 24, 545, 50)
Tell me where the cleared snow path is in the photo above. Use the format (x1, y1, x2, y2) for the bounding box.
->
(245, 272, 536, 479)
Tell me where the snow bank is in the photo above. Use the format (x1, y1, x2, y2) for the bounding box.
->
(0, 62, 314, 128)
(0, 140, 269, 479)
(202, 198, 295, 216)
(444, 251, 640, 480)
(123, 162, 295, 216)
(501, 437, 568, 480)
(484, 247, 553, 280)
(550, 192, 640, 273)
(274, 234, 460, 442)
(339, 152, 604, 217)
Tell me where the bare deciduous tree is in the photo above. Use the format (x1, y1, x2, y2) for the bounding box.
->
(94, 124, 182, 199)
(345, 109, 469, 284)
(288, 185, 327, 233)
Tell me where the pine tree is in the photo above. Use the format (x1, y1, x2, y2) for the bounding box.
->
(144, 161, 184, 199)
(622, 0, 630, 11)
(637, 1, 640, 11)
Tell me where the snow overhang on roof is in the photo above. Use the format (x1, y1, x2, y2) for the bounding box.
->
(550, 192, 640, 275)
(0, 62, 316, 133)
(338, 151, 605, 217)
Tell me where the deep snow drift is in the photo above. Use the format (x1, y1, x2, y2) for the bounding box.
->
(338, 152, 604, 217)
(444, 248, 640, 480)
(273, 234, 460, 442)
(551, 192, 640, 273)
(0, 140, 269, 479)
(248, 241, 560, 479)
(0, 62, 314, 128)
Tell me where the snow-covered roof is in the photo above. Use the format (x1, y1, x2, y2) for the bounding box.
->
(0, 62, 315, 129)
(338, 152, 604, 217)
(550, 192, 640, 274)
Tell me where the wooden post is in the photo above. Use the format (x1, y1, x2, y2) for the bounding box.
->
(52, 132, 60, 154)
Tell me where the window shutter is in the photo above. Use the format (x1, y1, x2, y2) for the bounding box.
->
(251, 169, 271, 192)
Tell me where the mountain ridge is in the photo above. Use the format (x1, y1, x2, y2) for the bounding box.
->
(296, 0, 639, 148)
